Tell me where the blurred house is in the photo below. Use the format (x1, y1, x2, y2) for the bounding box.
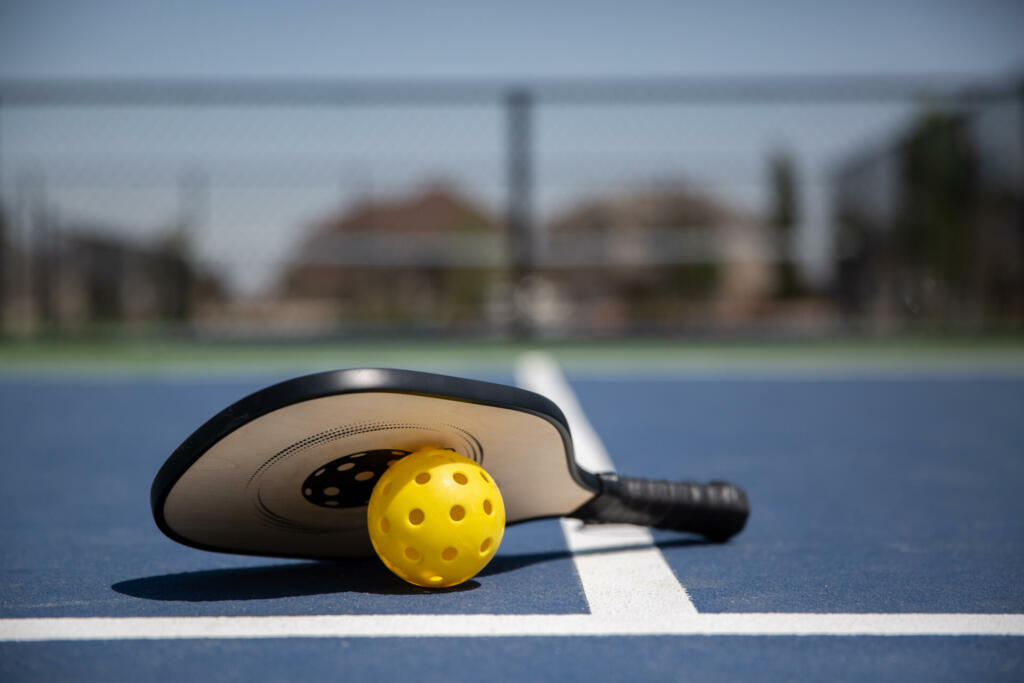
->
(834, 103, 1024, 328)
(279, 187, 503, 333)
(538, 185, 776, 334)
(7, 224, 225, 331)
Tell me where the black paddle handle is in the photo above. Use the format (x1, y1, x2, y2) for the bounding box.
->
(570, 473, 749, 542)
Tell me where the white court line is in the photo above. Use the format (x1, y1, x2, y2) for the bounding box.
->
(1, 352, 1021, 642)
(560, 520, 699, 618)
(515, 350, 699, 618)
(2, 614, 1024, 641)
(514, 350, 615, 474)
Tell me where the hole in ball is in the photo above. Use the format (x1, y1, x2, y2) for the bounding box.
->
(380, 518, 390, 533)
(480, 471, 490, 483)
(381, 481, 392, 496)
(449, 505, 465, 522)
(415, 472, 431, 484)
(480, 537, 492, 553)
(409, 509, 425, 525)
(453, 472, 468, 485)
(442, 547, 458, 561)
(404, 547, 421, 562)
(483, 499, 493, 515)
(354, 471, 375, 482)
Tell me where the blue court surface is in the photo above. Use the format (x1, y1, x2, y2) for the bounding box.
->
(1, 351, 1023, 681)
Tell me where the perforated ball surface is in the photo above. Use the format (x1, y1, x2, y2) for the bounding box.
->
(366, 447, 505, 588)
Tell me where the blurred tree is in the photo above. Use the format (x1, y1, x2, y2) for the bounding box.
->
(832, 101, 1022, 329)
(899, 111, 977, 318)
(767, 150, 803, 298)
(0, 205, 6, 333)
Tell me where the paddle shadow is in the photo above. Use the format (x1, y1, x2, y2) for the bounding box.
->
(112, 560, 478, 602)
(114, 536, 712, 601)
(481, 536, 711, 577)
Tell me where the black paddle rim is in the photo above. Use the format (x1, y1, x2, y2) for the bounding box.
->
(151, 367, 600, 558)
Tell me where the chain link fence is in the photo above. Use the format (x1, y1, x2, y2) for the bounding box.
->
(0, 76, 1020, 339)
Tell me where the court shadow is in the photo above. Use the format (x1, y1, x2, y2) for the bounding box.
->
(480, 536, 711, 577)
(114, 537, 711, 600)
(112, 561, 479, 602)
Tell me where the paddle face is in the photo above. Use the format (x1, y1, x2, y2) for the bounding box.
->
(152, 368, 599, 558)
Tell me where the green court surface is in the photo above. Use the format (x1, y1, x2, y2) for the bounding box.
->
(2, 336, 1022, 376)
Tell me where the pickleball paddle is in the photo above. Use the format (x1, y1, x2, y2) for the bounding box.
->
(151, 368, 749, 558)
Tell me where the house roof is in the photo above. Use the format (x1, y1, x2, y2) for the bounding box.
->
(311, 186, 498, 239)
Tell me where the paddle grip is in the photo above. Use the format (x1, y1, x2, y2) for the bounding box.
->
(570, 473, 749, 542)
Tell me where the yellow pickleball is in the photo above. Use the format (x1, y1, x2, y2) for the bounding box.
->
(367, 447, 505, 588)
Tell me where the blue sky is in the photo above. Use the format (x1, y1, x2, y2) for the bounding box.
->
(3, 0, 1023, 79)
(1, 1, 1022, 294)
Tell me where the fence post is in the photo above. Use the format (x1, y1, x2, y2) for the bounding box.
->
(1019, 78, 1024, 329)
(0, 96, 5, 335)
(506, 88, 534, 338)
(172, 168, 207, 325)
(30, 174, 56, 330)
(0, 204, 5, 335)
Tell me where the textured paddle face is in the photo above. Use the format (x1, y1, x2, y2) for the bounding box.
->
(152, 369, 599, 559)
